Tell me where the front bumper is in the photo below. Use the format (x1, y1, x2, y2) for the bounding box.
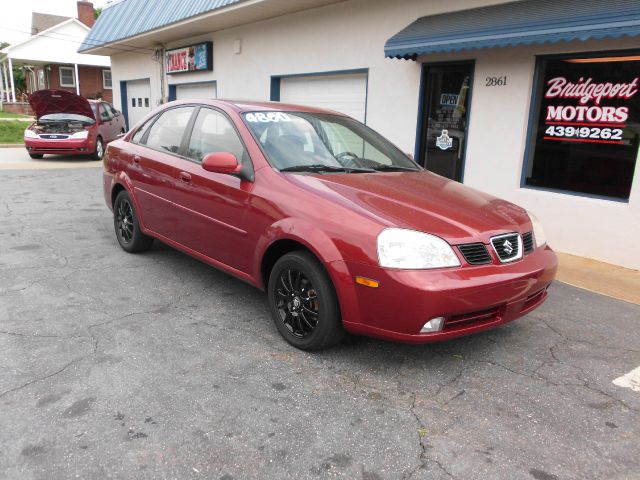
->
(333, 246, 558, 343)
(25, 137, 95, 155)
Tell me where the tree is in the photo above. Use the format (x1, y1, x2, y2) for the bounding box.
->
(94, 7, 102, 19)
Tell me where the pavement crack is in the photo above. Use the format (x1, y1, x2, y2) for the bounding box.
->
(0, 357, 83, 400)
(0, 330, 90, 340)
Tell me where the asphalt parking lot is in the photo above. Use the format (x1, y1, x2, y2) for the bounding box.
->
(1, 155, 639, 480)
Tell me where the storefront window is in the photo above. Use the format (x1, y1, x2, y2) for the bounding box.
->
(524, 53, 640, 200)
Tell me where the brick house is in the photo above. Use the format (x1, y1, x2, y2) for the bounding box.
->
(0, 1, 112, 113)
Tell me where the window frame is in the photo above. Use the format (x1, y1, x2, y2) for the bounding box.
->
(103, 69, 113, 90)
(521, 48, 640, 203)
(59, 66, 75, 88)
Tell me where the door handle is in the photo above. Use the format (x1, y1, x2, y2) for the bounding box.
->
(179, 172, 192, 183)
(133, 155, 141, 164)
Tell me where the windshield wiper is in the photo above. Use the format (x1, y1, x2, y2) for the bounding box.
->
(279, 164, 375, 173)
(371, 165, 421, 172)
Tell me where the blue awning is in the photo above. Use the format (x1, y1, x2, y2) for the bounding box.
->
(385, 0, 640, 60)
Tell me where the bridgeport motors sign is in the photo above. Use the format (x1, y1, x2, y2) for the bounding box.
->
(543, 76, 639, 144)
(165, 42, 213, 74)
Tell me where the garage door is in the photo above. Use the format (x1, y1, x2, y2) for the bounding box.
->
(126, 79, 151, 128)
(279, 73, 367, 122)
(176, 82, 217, 100)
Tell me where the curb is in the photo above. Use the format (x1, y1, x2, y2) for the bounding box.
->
(0, 144, 23, 148)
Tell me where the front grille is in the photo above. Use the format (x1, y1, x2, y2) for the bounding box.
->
(491, 233, 522, 263)
(39, 134, 70, 140)
(458, 243, 492, 265)
(522, 232, 534, 254)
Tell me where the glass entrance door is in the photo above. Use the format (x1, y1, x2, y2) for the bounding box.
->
(419, 63, 473, 181)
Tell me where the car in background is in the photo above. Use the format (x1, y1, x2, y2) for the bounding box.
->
(24, 89, 126, 160)
(103, 100, 558, 351)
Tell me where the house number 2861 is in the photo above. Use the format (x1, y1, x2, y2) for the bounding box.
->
(485, 76, 508, 87)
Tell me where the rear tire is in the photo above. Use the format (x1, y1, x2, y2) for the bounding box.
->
(113, 190, 153, 253)
(29, 153, 43, 159)
(92, 137, 104, 161)
(268, 251, 345, 351)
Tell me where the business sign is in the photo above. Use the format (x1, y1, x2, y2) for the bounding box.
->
(166, 42, 213, 74)
(440, 93, 459, 107)
(542, 75, 638, 145)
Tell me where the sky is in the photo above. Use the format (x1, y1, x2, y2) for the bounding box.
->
(0, 0, 112, 45)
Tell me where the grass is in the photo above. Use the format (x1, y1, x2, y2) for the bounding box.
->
(0, 121, 26, 144)
(0, 111, 31, 119)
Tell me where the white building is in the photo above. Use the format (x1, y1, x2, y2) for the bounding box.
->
(0, 2, 112, 107)
(79, 0, 640, 270)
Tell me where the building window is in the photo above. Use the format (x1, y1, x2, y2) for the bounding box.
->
(59, 66, 75, 87)
(103, 70, 112, 90)
(524, 52, 640, 201)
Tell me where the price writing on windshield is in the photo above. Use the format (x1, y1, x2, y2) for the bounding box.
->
(245, 112, 292, 123)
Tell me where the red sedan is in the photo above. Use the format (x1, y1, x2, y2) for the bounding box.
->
(24, 89, 126, 160)
(103, 100, 557, 350)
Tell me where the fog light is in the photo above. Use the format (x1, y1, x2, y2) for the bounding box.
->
(421, 317, 445, 333)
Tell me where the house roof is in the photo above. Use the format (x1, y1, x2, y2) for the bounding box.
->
(31, 12, 71, 36)
(1, 19, 109, 68)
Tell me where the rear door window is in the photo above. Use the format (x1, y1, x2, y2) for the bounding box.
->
(144, 107, 195, 155)
(99, 103, 112, 122)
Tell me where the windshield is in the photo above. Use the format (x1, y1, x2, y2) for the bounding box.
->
(242, 111, 421, 173)
(39, 113, 95, 124)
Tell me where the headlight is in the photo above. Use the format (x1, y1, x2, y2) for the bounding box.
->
(377, 228, 460, 269)
(527, 211, 546, 248)
(70, 130, 89, 139)
(24, 129, 38, 139)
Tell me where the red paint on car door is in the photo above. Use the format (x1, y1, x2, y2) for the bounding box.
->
(126, 106, 195, 239)
(170, 108, 256, 273)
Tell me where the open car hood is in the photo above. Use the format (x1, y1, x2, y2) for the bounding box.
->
(28, 89, 95, 120)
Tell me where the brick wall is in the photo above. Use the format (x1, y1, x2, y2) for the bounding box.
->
(48, 64, 113, 103)
(1, 103, 33, 115)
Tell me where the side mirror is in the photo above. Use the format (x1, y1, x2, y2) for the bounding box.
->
(202, 152, 241, 175)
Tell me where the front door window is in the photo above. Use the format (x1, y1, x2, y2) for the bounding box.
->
(419, 63, 473, 181)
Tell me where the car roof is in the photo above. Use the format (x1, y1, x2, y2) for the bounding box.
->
(167, 99, 348, 117)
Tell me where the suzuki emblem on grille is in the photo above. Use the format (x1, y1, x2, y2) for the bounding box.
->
(503, 239, 514, 255)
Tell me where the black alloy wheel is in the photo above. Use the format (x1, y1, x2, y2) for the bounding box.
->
(275, 267, 320, 338)
(113, 190, 153, 253)
(268, 251, 344, 350)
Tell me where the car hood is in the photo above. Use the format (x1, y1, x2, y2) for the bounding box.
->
(289, 171, 531, 244)
(28, 90, 95, 120)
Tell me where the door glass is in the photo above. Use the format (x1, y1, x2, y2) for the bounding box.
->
(186, 109, 246, 162)
(145, 106, 195, 154)
(420, 63, 473, 181)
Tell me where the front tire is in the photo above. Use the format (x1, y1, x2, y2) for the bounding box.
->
(268, 251, 345, 351)
(29, 153, 43, 159)
(92, 137, 104, 160)
(113, 190, 153, 253)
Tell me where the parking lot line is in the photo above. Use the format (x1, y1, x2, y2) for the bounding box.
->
(613, 366, 640, 392)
